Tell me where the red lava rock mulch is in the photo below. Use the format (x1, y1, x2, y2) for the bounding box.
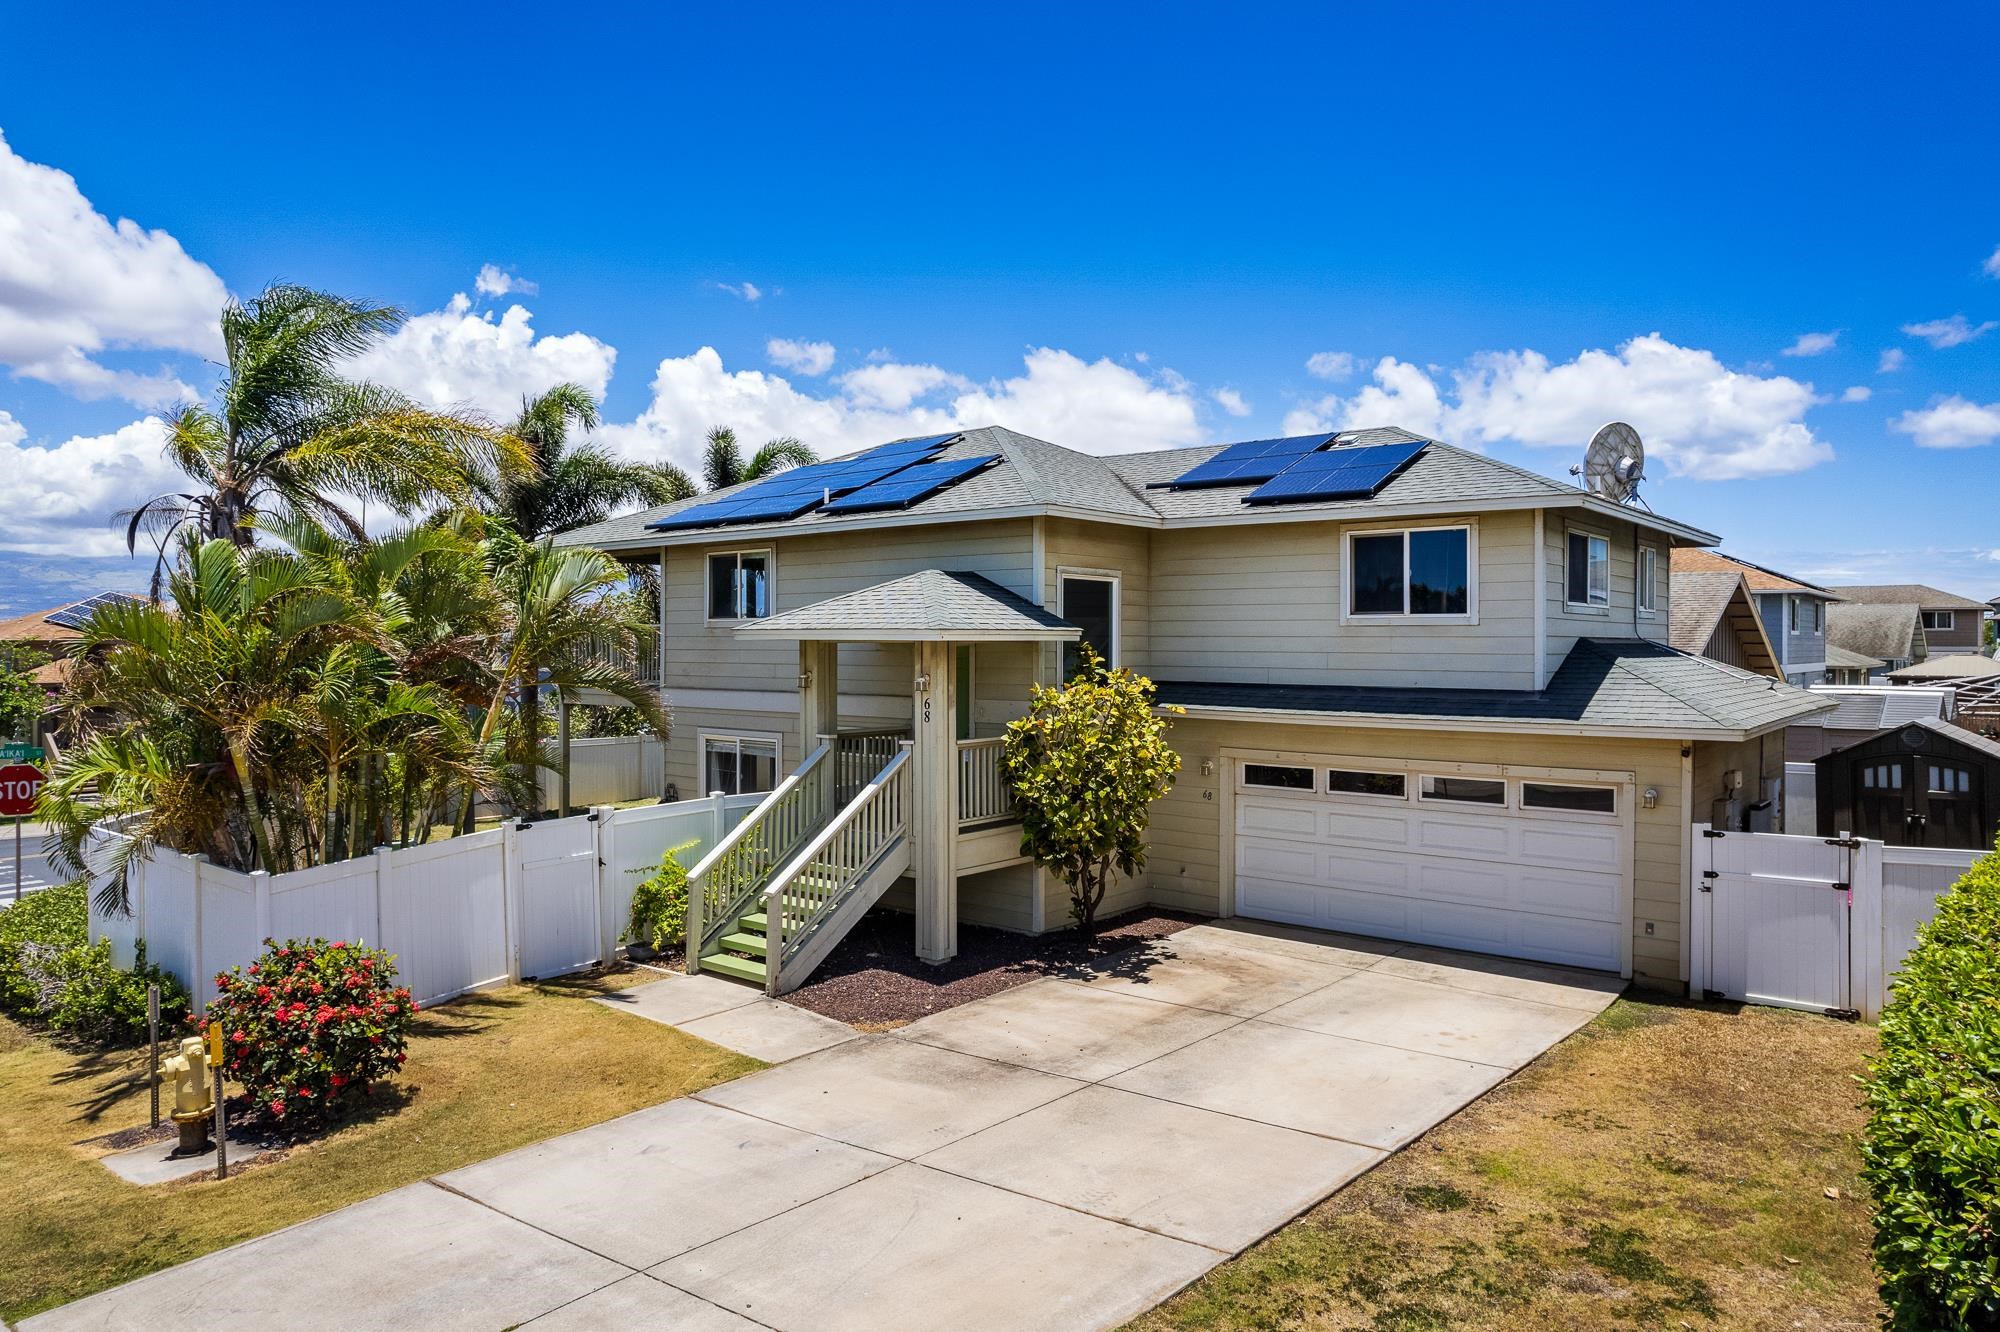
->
(779, 908, 1207, 1027)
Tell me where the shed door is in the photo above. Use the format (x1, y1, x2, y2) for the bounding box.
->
(1919, 759, 1980, 848)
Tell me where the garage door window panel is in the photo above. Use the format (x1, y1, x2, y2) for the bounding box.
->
(1327, 769, 1407, 799)
(1521, 782, 1617, 815)
(1420, 775, 1506, 806)
(1243, 763, 1315, 791)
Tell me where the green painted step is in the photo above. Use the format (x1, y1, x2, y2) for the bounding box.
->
(717, 931, 768, 958)
(701, 952, 766, 984)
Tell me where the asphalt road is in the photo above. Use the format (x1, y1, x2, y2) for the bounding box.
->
(1, 824, 58, 900)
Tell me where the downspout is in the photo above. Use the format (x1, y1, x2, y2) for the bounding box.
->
(1533, 509, 1548, 688)
(1678, 739, 1695, 989)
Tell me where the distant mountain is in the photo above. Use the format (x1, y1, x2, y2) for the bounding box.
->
(0, 549, 154, 618)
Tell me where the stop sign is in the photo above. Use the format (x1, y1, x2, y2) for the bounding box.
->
(0, 764, 45, 817)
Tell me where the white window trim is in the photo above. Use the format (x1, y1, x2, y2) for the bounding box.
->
(1636, 545, 1659, 617)
(1520, 779, 1620, 817)
(1923, 609, 1956, 631)
(1324, 768, 1411, 802)
(696, 729, 783, 796)
(1564, 525, 1611, 613)
(704, 548, 776, 625)
(1417, 773, 1512, 808)
(1340, 521, 1479, 625)
(1239, 762, 1318, 793)
(1056, 567, 1121, 669)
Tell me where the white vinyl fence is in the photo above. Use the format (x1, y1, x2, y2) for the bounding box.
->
(1689, 823, 1984, 1022)
(537, 735, 667, 809)
(87, 792, 762, 1012)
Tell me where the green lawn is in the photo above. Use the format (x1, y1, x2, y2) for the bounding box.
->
(0, 969, 758, 1323)
(1130, 996, 1883, 1331)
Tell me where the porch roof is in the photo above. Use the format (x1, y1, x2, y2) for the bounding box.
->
(736, 569, 1082, 642)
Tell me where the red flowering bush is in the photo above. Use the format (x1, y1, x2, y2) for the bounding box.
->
(202, 937, 417, 1128)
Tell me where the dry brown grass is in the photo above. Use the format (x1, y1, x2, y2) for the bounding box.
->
(1130, 995, 1882, 1331)
(0, 968, 757, 1323)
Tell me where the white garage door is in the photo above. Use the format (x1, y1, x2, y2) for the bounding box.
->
(1233, 760, 1629, 972)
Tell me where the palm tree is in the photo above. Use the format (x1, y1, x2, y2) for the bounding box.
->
(124, 284, 527, 589)
(457, 531, 670, 829)
(701, 426, 816, 491)
(486, 384, 698, 537)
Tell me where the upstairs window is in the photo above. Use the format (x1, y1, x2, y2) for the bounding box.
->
(1348, 526, 1471, 618)
(1566, 531, 1609, 608)
(1637, 547, 1658, 613)
(707, 551, 771, 620)
(1059, 572, 1118, 679)
(1922, 610, 1955, 631)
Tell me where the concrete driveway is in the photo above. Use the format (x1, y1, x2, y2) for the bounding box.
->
(24, 921, 1621, 1332)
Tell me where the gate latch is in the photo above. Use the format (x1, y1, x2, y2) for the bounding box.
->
(1702, 829, 1727, 839)
(1698, 870, 1718, 892)
(1824, 836, 1862, 849)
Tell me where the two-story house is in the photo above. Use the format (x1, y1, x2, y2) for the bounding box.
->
(560, 426, 1829, 997)
(1829, 584, 1990, 656)
(1668, 549, 1838, 686)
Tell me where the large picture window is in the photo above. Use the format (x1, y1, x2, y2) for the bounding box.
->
(701, 733, 779, 795)
(706, 551, 771, 620)
(1347, 526, 1470, 618)
(1566, 530, 1609, 608)
(1059, 572, 1118, 678)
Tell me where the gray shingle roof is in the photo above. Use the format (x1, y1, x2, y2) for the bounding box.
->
(1823, 644, 1885, 670)
(1154, 638, 1832, 737)
(555, 423, 1718, 550)
(734, 569, 1080, 641)
(1827, 603, 1924, 663)
(1828, 583, 1989, 612)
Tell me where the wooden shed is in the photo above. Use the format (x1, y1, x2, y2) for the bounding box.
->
(1816, 716, 2000, 849)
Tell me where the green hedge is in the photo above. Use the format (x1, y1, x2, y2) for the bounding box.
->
(1864, 842, 2000, 1330)
(0, 882, 188, 1043)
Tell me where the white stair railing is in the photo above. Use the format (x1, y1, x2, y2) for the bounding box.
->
(684, 740, 833, 970)
(956, 736, 1012, 825)
(764, 742, 912, 994)
(829, 727, 909, 803)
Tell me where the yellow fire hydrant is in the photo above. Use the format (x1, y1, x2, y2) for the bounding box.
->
(159, 1035, 215, 1155)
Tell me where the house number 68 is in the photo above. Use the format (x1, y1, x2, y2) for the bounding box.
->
(922, 698, 932, 723)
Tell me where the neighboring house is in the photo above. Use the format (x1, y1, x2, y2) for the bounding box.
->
(1667, 570, 1780, 676)
(1669, 548, 1837, 687)
(1829, 583, 1990, 655)
(1786, 685, 1954, 761)
(560, 424, 1831, 997)
(0, 594, 142, 698)
(1822, 644, 1884, 686)
(1826, 602, 1927, 677)
(1886, 653, 2000, 685)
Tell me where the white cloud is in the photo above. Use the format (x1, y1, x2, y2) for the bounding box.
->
(473, 264, 537, 298)
(765, 337, 835, 376)
(1903, 314, 1997, 348)
(1782, 331, 1839, 357)
(1892, 396, 2000, 449)
(1840, 385, 1872, 403)
(0, 128, 227, 406)
(1305, 351, 1358, 381)
(1878, 347, 1907, 373)
(1284, 334, 1832, 481)
(1210, 387, 1252, 417)
(715, 281, 763, 302)
(342, 293, 616, 420)
(599, 345, 1203, 472)
(1984, 245, 2000, 279)
(0, 412, 180, 555)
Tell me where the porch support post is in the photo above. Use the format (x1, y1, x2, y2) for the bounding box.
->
(799, 640, 839, 748)
(914, 639, 958, 963)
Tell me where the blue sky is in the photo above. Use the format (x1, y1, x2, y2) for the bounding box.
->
(1, 2, 1996, 613)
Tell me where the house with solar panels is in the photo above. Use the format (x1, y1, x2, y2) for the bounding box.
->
(556, 425, 1831, 996)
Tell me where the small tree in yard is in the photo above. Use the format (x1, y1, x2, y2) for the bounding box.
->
(1002, 648, 1181, 943)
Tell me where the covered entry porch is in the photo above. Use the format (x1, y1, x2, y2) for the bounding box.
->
(687, 570, 1078, 990)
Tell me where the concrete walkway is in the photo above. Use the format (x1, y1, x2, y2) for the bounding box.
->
(24, 922, 1621, 1332)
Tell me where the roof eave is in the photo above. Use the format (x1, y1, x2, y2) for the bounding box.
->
(735, 625, 1078, 642)
(1158, 701, 1812, 743)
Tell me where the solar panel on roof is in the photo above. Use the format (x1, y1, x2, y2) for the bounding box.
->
(44, 592, 144, 631)
(646, 433, 963, 531)
(1243, 440, 1426, 505)
(819, 455, 1000, 514)
(1166, 433, 1337, 489)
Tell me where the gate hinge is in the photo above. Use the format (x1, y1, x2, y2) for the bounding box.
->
(1831, 881, 1850, 893)
(1824, 836, 1862, 849)
(1702, 829, 1726, 839)
(586, 811, 601, 823)
(1824, 1007, 1860, 1022)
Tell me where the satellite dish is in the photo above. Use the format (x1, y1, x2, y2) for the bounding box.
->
(1572, 422, 1646, 503)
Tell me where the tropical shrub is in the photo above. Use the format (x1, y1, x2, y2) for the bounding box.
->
(1001, 648, 1182, 941)
(625, 841, 696, 948)
(0, 882, 189, 1041)
(1863, 842, 2000, 1330)
(205, 937, 417, 1128)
